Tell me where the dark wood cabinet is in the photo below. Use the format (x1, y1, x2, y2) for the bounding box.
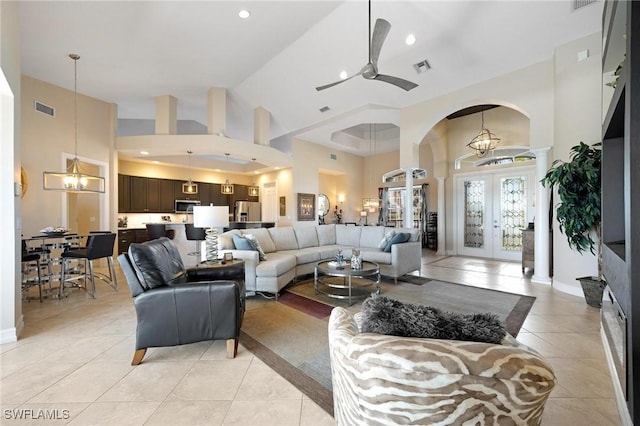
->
(118, 228, 151, 253)
(130, 176, 148, 212)
(601, 1, 639, 421)
(118, 174, 131, 213)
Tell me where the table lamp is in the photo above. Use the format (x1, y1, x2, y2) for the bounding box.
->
(193, 205, 229, 262)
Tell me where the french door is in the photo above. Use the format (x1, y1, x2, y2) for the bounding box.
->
(455, 168, 534, 261)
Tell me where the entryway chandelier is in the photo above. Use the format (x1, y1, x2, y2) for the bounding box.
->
(182, 150, 198, 194)
(467, 107, 500, 158)
(43, 54, 105, 193)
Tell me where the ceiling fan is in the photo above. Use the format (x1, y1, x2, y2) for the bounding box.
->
(315, 0, 418, 92)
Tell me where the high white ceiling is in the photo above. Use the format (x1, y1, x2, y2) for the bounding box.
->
(19, 0, 602, 166)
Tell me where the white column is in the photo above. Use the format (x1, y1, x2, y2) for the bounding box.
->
(404, 168, 414, 228)
(207, 87, 226, 136)
(155, 95, 177, 135)
(253, 106, 270, 146)
(436, 176, 446, 255)
(532, 147, 552, 285)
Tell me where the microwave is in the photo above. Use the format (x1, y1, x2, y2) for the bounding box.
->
(175, 199, 201, 214)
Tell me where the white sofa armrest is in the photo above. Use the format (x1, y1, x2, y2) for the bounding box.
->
(389, 241, 421, 278)
(219, 249, 259, 293)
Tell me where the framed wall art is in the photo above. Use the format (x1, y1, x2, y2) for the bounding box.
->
(297, 193, 315, 221)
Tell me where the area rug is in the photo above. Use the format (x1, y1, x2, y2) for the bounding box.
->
(239, 277, 536, 416)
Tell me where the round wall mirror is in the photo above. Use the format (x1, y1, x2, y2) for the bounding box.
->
(317, 194, 330, 217)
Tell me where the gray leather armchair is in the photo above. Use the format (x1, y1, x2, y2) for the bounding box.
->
(118, 237, 245, 365)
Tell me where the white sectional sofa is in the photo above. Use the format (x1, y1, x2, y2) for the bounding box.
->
(218, 224, 422, 298)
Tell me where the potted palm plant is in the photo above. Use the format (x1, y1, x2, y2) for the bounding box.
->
(542, 141, 605, 308)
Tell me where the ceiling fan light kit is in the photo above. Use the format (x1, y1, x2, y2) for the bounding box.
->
(316, 0, 418, 92)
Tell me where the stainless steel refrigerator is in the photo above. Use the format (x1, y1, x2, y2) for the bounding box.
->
(235, 201, 261, 222)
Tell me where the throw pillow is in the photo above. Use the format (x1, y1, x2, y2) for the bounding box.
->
(382, 232, 410, 252)
(232, 234, 254, 251)
(244, 234, 267, 261)
(359, 295, 506, 344)
(377, 230, 396, 249)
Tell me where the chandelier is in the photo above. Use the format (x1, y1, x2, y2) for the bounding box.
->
(182, 150, 198, 194)
(221, 153, 234, 194)
(43, 54, 105, 193)
(467, 108, 500, 158)
(362, 123, 381, 212)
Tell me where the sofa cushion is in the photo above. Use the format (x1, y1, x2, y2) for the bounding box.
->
(255, 253, 297, 278)
(336, 225, 362, 247)
(383, 232, 411, 252)
(268, 227, 299, 251)
(359, 248, 392, 264)
(294, 226, 319, 249)
(241, 228, 276, 253)
(360, 226, 386, 249)
(317, 245, 340, 260)
(360, 296, 507, 344)
(395, 227, 421, 242)
(316, 224, 336, 245)
(220, 230, 241, 250)
(279, 248, 321, 265)
(232, 233, 254, 251)
(377, 229, 396, 249)
(244, 234, 267, 261)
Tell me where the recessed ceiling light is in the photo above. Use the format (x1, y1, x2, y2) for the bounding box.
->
(152, 160, 160, 164)
(405, 34, 416, 46)
(339, 70, 348, 80)
(140, 151, 149, 155)
(238, 9, 250, 19)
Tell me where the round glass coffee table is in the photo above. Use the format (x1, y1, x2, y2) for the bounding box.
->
(314, 260, 380, 306)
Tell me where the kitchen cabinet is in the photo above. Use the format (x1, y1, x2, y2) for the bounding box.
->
(130, 176, 148, 212)
(118, 174, 131, 212)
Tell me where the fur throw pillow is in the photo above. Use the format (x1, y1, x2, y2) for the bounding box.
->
(359, 295, 506, 344)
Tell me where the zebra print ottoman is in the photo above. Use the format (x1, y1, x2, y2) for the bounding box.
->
(328, 307, 556, 425)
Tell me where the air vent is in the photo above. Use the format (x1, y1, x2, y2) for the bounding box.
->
(572, 0, 596, 11)
(413, 59, 431, 74)
(35, 100, 55, 117)
(319, 106, 330, 113)
(330, 153, 337, 160)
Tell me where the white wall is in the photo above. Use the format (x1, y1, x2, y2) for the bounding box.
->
(551, 32, 602, 296)
(0, 0, 22, 343)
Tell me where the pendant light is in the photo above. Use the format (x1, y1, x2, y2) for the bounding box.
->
(248, 158, 259, 197)
(43, 54, 105, 193)
(467, 107, 500, 158)
(182, 150, 198, 194)
(221, 153, 234, 194)
(362, 123, 381, 211)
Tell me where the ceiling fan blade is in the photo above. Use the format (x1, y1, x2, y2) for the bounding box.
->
(315, 71, 361, 91)
(373, 74, 419, 91)
(370, 19, 391, 65)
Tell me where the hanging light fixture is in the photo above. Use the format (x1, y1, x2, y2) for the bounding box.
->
(362, 123, 381, 211)
(182, 150, 198, 194)
(221, 153, 234, 194)
(248, 158, 259, 197)
(467, 107, 500, 158)
(43, 54, 105, 193)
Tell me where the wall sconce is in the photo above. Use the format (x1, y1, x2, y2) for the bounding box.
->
(338, 193, 345, 204)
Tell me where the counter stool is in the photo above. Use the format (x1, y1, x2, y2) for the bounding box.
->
(185, 223, 206, 261)
(146, 224, 175, 240)
(60, 232, 118, 298)
(21, 241, 47, 302)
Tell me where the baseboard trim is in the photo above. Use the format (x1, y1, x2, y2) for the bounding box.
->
(551, 278, 584, 298)
(600, 327, 633, 426)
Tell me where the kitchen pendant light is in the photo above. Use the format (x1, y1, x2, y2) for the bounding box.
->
(221, 153, 234, 194)
(182, 150, 198, 194)
(467, 107, 500, 158)
(43, 54, 105, 193)
(248, 158, 259, 197)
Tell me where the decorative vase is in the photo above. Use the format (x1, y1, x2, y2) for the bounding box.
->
(351, 249, 362, 270)
(577, 276, 606, 308)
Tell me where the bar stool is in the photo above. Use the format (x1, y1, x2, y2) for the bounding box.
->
(60, 232, 118, 298)
(21, 240, 46, 302)
(146, 224, 175, 240)
(185, 223, 206, 261)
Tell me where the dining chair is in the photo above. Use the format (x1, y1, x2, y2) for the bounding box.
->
(184, 223, 206, 260)
(60, 232, 118, 298)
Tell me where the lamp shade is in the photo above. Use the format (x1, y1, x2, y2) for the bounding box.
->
(193, 205, 229, 228)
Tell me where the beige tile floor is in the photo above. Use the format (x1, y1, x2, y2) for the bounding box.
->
(1, 251, 622, 425)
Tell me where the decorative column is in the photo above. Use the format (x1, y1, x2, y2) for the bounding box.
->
(404, 167, 414, 228)
(436, 176, 446, 255)
(155, 95, 177, 135)
(532, 147, 552, 285)
(207, 87, 226, 136)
